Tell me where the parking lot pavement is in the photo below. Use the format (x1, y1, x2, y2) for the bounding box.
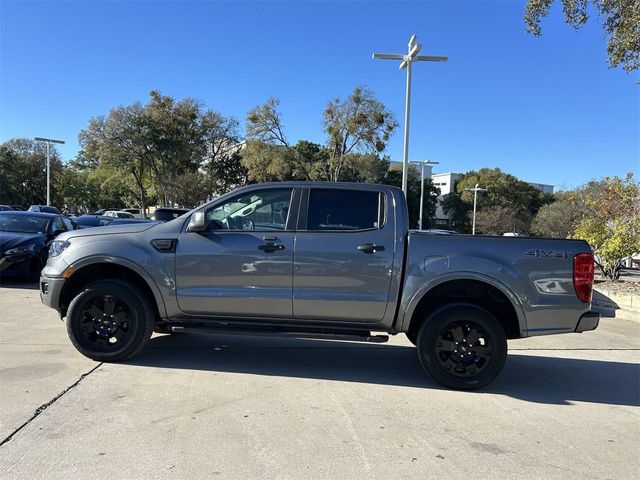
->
(1, 283, 639, 480)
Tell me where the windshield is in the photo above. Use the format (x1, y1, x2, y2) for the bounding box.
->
(0, 214, 50, 234)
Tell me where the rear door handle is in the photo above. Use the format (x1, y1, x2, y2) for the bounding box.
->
(357, 243, 385, 254)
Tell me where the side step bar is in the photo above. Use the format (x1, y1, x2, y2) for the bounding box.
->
(169, 325, 389, 343)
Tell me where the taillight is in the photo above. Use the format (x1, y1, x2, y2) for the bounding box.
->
(574, 253, 594, 302)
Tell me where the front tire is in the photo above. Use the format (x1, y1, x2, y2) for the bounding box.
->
(66, 280, 155, 362)
(416, 303, 507, 390)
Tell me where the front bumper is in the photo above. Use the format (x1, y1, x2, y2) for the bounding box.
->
(575, 311, 600, 333)
(39, 275, 67, 318)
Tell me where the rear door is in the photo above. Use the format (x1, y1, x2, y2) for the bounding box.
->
(293, 187, 395, 323)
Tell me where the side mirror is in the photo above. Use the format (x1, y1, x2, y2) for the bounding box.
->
(187, 211, 206, 232)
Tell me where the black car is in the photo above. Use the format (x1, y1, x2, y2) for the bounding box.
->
(151, 207, 190, 222)
(75, 215, 155, 229)
(0, 211, 74, 278)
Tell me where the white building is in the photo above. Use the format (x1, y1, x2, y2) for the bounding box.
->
(431, 172, 460, 227)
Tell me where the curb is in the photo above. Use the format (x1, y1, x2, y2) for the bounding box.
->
(593, 287, 640, 320)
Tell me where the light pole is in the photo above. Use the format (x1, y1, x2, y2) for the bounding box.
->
(34, 137, 65, 206)
(373, 34, 447, 197)
(465, 183, 487, 235)
(409, 160, 439, 229)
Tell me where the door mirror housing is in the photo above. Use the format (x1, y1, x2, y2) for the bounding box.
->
(187, 211, 207, 232)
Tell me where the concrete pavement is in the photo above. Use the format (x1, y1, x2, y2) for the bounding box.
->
(1, 282, 639, 479)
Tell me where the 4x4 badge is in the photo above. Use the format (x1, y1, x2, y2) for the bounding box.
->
(525, 249, 568, 259)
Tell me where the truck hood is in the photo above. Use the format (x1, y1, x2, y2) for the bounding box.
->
(57, 222, 158, 240)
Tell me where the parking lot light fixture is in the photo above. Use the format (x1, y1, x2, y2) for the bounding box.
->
(409, 160, 439, 230)
(465, 183, 487, 235)
(372, 34, 447, 197)
(34, 137, 65, 206)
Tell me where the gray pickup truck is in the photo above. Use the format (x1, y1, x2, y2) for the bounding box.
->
(40, 182, 599, 389)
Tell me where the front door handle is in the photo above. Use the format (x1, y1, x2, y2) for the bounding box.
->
(259, 236, 285, 253)
(357, 243, 385, 254)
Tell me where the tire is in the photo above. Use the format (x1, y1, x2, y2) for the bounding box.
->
(66, 279, 155, 362)
(416, 303, 507, 390)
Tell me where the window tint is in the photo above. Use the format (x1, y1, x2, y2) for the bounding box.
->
(205, 189, 293, 231)
(52, 217, 65, 232)
(307, 189, 381, 231)
(61, 217, 73, 231)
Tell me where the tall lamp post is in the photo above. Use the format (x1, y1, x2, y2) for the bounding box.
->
(372, 34, 447, 197)
(465, 183, 487, 235)
(34, 137, 65, 206)
(409, 160, 439, 229)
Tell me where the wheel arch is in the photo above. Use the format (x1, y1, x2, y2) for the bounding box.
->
(402, 274, 526, 340)
(59, 257, 167, 321)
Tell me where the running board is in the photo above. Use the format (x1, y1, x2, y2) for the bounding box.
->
(169, 325, 389, 343)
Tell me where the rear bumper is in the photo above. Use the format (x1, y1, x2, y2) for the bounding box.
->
(575, 311, 600, 333)
(39, 275, 66, 318)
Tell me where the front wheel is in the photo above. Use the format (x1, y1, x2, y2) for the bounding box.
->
(416, 303, 507, 390)
(66, 280, 155, 362)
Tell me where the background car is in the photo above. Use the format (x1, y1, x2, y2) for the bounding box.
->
(103, 210, 135, 219)
(119, 208, 144, 218)
(75, 215, 155, 229)
(28, 205, 61, 214)
(151, 207, 190, 222)
(0, 211, 73, 278)
(0, 205, 14, 211)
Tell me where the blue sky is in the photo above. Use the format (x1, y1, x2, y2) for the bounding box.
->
(1, 0, 638, 189)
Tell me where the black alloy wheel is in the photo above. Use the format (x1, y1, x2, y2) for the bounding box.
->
(417, 303, 507, 390)
(66, 280, 155, 362)
(434, 321, 492, 377)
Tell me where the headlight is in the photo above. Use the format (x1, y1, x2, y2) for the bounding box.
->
(48, 240, 71, 257)
(5, 244, 36, 256)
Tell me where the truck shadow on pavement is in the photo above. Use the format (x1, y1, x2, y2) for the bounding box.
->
(0, 279, 39, 290)
(128, 333, 640, 407)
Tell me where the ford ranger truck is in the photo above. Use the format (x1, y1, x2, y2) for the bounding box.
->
(40, 182, 599, 389)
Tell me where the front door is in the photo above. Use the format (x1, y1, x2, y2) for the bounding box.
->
(175, 187, 295, 318)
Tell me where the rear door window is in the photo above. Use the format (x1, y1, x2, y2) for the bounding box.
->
(307, 189, 382, 231)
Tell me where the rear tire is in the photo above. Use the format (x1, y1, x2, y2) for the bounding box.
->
(416, 303, 507, 390)
(66, 280, 155, 362)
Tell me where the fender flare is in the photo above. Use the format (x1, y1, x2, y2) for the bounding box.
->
(399, 271, 528, 335)
(67, 255, 169, 319)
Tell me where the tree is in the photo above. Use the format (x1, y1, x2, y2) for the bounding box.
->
(571, 173, 640, 279)
(441, 191, 472, 233)
(475, 205, 532, 235)
(166, 171, 212, 208)
(143, 90, 205, 203)
(0, 138, 64, 207)
(245, 100, 330, 182)
(323, 86, 398, 181)
(200, 110, 246, 195)
(524, 0, 639, 73)
(530, 192, 581, 238)
(78, 90, 242, 210)
(79, 104, 153, 214)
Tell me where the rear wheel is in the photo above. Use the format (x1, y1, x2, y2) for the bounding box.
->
(66, 280, 155, 362)
(416, 303, 507, 390)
